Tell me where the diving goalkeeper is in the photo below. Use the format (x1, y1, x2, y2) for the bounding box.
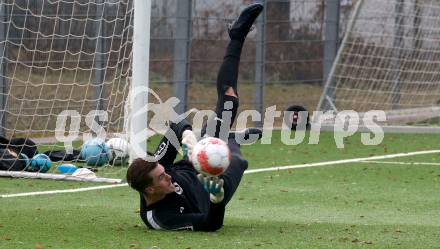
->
(126, 3, 263, 231)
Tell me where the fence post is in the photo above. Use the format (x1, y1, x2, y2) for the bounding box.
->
(0, 3, 8, 136)
(317, 0, 364, 113)
(391, 0, 404, 109)
(173, 0, 192, 115)
(254, 0, 266, 128)
(95, 0, 106, 116)
(322, 0, 340, 112)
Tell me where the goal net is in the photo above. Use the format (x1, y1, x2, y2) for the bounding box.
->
(0, 0, 150, 182)
(317, 0, 440, 131)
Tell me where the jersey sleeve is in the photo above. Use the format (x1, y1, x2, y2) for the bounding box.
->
(142, 203, 225, 231)
(154, 120, 192, 169)
(153, 134, 178, 169)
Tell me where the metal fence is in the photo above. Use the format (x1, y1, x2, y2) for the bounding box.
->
(0, 0, 354, 136)
(156, 0, 354, 126)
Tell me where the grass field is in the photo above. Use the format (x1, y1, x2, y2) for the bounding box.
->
(1, 131, 440, 249)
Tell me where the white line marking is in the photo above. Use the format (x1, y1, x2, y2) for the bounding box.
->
(0, 170, 122, 183)
(3, 149, 440, 198)
(360, 160, 440, 166)
(244, 149, 440, 174)
(1, 184, 128, 198)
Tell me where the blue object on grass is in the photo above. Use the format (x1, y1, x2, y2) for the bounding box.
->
(57, 164, 78, 174)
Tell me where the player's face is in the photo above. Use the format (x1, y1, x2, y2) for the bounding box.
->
(149, 164, 175, 195)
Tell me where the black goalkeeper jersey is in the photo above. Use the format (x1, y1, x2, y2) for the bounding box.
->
(137, 118, 248, 231)
(139, 138, 226, 231)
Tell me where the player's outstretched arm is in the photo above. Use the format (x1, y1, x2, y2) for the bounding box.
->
(154, 119, 193, 168)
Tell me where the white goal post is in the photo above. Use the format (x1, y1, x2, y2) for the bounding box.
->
(0, 0, 150, 182)
(317, 0, 440, 132)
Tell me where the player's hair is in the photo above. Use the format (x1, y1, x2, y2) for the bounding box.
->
(126, 158, 158, 193)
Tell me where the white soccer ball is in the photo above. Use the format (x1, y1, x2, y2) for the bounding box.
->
(105, 137, 130, 165)
(191, 137, 231, 176)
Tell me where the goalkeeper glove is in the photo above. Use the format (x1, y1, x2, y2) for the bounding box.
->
(169, 119, 192, 142)
(181, 130, 198, 159)
(197, 174, 224, 204)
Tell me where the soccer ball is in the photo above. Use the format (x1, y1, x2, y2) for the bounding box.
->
(80, 138, 111, 167)
(191, 137, 231, 176)
(30, 153, 52, 173)
(105, 137, 130, 166)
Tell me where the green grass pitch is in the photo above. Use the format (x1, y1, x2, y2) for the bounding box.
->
(1, 131, 440, 248)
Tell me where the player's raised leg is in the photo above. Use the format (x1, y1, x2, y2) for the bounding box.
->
(204, 3, 264, 139)
(212, 3, 264, 205)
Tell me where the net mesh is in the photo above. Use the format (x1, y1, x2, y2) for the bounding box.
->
(0, 0, 134, 179)
(0, 0, 133, 138)
(318, 0, 440, 125)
